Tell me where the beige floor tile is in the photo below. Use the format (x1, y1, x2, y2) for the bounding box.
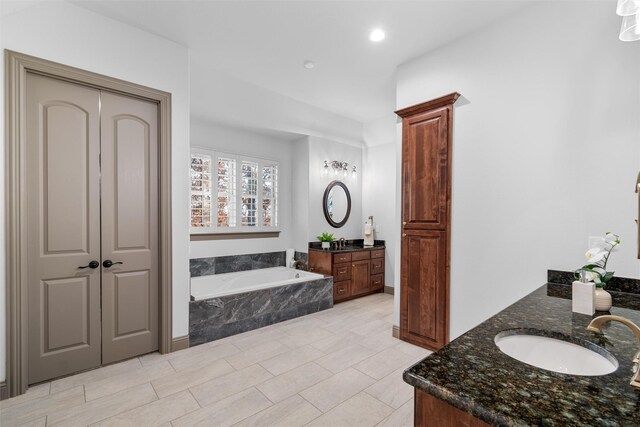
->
(0, 385, 85, 426)
(169, 342, 240, 372)
(233, 394, 321, 427)
(315, 344, 378, 374)
(17, 416, 47, 427)
(310, 331, 364, 354)
(350, 319, 393, 337)
(376, 398, 413, 427)
(189, 364, 273, 407)
(278, 325, 335, 348)
(299, 367, 376, 413)
(138, 345, 210, 367)
(85, 360, 174, 401)
(393, 341, 432, 360)
(224, 339, 291, 370)
(305, 392, 393, 427)
(259, 345, 324, 376)
(50, 358, 142, 394)
(358, 329, 402, 352)
(151, 358, 234, 398)
(171, 388, 272, 427)
(90, 389, 199, 427)
(364, 368, 413, 409)
(47, 383, 157, 426)
(257, 362, 332, 403)
(0, 382, 50, 410)
(231, 328, 289, 351)
(353, 347, 416, 380)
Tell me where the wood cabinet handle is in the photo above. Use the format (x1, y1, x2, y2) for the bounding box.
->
(338, 268, 346, 274)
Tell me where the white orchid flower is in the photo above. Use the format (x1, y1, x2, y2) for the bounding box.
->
(584, 271, 599, 282)
(585, 247, 607, 263)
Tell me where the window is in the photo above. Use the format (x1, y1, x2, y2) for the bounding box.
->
(190, 149, 279, 233)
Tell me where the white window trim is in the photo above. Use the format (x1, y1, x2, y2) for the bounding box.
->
(190, 147, 281, 234)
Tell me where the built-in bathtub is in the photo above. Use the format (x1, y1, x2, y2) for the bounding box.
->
(189, 267, 333, 346)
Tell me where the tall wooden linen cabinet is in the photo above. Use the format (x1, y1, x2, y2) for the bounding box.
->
(395, 93, 460, 351)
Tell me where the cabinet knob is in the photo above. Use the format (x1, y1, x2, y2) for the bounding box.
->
(402, 233, 407, 237)
(402, 221, 407, 225)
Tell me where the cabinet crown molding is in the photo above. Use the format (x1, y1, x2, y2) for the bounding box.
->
(395, 92, 461, 118)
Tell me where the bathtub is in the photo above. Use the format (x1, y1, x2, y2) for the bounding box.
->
(190, 266, 324, 300)
(189, 266, 333, 346)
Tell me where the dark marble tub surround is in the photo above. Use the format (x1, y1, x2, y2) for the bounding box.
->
(190, 251, 286, 277)
(294, 251, 308, 264)
(308, 239, 385, 252)
(548, 269, 640, 295)
(189, 276, 333, 346)
(404, 285, 640, 426)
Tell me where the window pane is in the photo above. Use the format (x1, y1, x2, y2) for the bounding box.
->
(217, 157, 236, 227)
(241, 161, 258, 226)
(190, 154, 212, 227)
(262, 164, 278, 227)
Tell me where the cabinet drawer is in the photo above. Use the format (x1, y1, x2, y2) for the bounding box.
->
(371, 259, 384, 274)
(371, 249, 385, 259)
(334, 280, 351, 301)
(371, 274, 384, 290)
(332, 263, 352, 281)
(351, 250, 370, 261)
(333, 253, 352, 263)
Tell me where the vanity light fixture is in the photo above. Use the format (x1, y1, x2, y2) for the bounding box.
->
(324, 160, 350, 177)
(617, 0, 640, 16)
(616, 0, 640, 41)
(352, 166, 357, 178)
(369, 28, 385, 42)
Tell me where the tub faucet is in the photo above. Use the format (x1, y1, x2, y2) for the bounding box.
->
(292, 260, 308, 271)
(587, 315, 640, 388)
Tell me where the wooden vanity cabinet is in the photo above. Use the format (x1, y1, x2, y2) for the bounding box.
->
(309, 248, 384, 302)
(415, 389, 489, 427)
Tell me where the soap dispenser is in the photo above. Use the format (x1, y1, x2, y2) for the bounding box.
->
(572, 270, 595, 315)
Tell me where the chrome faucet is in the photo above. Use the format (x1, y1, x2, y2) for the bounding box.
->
(339, 237, 346, 249)
(292, 259, 308, 271)
(587, 315, 640, 388)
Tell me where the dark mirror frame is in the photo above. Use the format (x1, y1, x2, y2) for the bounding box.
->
(323, 180, 351, 228)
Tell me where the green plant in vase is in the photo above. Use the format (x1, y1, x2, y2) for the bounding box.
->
(317, 232, 335, 250)
(575, 232, 620, 311)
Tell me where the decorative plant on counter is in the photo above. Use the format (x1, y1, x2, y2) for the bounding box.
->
(575, 232, 621, 288)
(317, 232, 335, 249)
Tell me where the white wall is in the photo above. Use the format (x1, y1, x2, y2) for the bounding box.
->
(291, 137, 311, 252)
(189, 119, 295, 258)
(363, 144, 397, 289)
(394, 1, 640, 335)
(308, 137, 363, 242)
(1, 1, 191, 381)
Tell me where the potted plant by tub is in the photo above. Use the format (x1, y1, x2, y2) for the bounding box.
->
(317, 232, 335, 250)
(575, 232, 621, 311)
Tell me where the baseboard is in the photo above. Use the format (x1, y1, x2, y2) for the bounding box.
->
(384, 286, 394, 295)
(0, 381, 8, 401)
(392, 325, 400, 339)
(172, 335, 189, 352)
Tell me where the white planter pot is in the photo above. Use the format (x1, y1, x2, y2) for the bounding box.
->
(595, 288, 612, 311)
(321, 242, 330, 249)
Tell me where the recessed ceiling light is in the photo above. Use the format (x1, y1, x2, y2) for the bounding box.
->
(303, 60, 315, 69)
(369, 28, 385, 42)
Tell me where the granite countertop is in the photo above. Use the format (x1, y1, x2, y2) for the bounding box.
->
(404, 284, 640, 426)
(308, 239, 385, 253)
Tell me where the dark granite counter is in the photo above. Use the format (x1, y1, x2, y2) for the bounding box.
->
(308, 239, 385, 253)
(404, 284, 640, 426)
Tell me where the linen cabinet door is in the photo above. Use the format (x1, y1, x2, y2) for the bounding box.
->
(400, 230, 449, 350)
(350, 260, 371, 297)
(401, 107, 450, 230)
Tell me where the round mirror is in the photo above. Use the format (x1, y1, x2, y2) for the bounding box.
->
(323, 180, 351, 228)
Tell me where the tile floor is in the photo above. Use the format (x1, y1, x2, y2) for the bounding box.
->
(0, 293, 430, 427)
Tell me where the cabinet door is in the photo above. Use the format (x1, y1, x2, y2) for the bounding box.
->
(400, 230, 449, 350)
(351, 260, 371, 297)
(402, 107, 450, 230)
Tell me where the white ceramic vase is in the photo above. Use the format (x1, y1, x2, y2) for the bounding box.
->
(595, 288, 612, 311)
(322, 241, 330, 249)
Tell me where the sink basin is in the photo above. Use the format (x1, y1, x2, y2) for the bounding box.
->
(494, 331, 618, 376)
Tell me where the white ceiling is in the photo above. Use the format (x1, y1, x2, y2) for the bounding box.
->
(70, 0, 531, 124)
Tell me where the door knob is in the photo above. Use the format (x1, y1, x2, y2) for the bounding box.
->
(78, 260, 100, 269)
(103, 260, 123, 268)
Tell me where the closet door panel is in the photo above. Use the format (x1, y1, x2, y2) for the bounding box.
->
(26, 73, 102, 384)
(100, 91, 159, 364)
